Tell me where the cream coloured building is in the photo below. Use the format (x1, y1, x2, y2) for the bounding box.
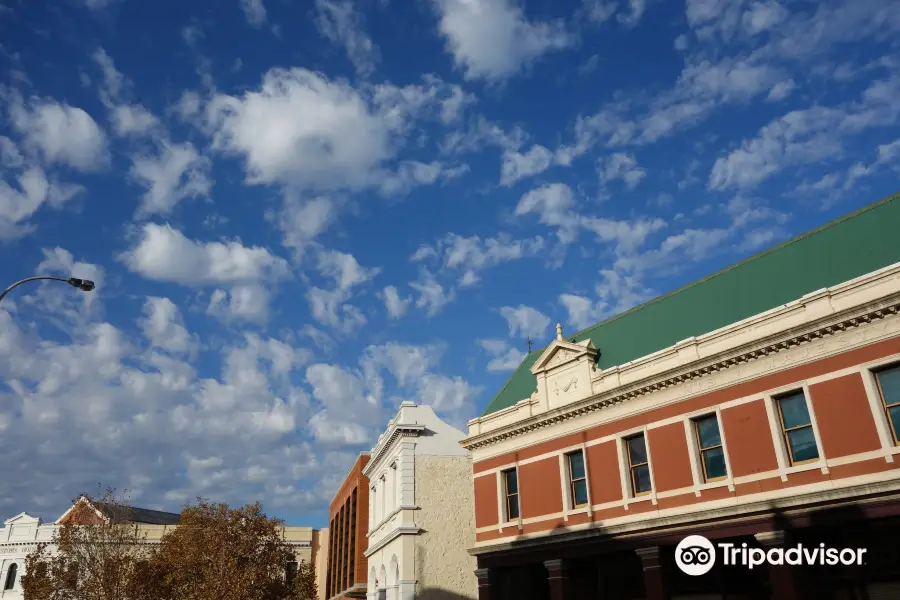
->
(364, 401, 476, 600)
(0, 497, 318, 599)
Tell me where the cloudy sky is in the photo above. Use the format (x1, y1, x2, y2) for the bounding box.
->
(0, 0, 898, 527)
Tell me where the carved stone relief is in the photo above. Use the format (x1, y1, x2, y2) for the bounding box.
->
(547, 348, 574, 368)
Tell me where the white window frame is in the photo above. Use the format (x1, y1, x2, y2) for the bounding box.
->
(559, 444, 592, 520)
(683, 408, 735, 494)
(618, 426, 656, 508)
(497, 465, 522, 530)
(763, 383, 828, 480)
(860, 356, 900, 460)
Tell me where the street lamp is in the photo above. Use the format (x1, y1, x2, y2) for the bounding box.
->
(0, 276, 96, 305)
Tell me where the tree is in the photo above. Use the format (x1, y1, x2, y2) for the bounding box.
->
(22, 487, 156, 600)
(150, 499, 317, 600)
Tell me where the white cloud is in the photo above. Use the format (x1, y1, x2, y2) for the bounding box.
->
(315, 0, 380, 78)
(478, 338, 526, 372)
(410, 269, 455, 317)
(500, 144, 554, 186)
(0, 167, 82, 241)
(617, 0, 647, 26)
(305, 250, 379, 333)
(130, 141, 212, 217)
(272, 194, 338, 260)
(381, 285, 411, 319)
(9, 96, 108, 172)
(559, 293, 599, 330)
(377, 160, 468, 197)
(139, 297, 197, 355)
(433, 0, 573, 81)
(121, 223, 291, 286)
(411, 232, 545, 287)
(598, 152, 646, 191)
(0, 290, 325, 519)
(240, 0, 267, 27)
(515, 183, 665, 249)
(499, 304, 550, 339)
(205, 68, 394, 190)
(207, 284, 272, 324)
(111, 104, 160, 137)
(766, 79, 796, 102)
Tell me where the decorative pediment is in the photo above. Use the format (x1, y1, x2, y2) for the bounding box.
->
(531, 323, 598, 375)
(4, 513, 41, 526)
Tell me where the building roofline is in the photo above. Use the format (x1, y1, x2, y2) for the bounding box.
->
(482, 190, 900, 416)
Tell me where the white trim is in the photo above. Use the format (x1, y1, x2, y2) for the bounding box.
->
(496, 465, 522, 532)
(801, 382, 829, 475)
(716, 407, 736, 492)
(558, 454, 570, 522)
(683, 410, 735, 495)
(473, 470, 900, 544)
(495, 472, 503, 533)
(861, 360, 900, 460)
(619, 428, 654, 508)
(472, 348, 900, 481)
(581, 442, 594, 517)
(616, 437, 630, 509)
(765, 386, 828, 479)
(644, 426, 659, 506)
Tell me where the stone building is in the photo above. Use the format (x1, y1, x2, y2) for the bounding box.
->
(0, 495, 319, 599)
(365, 401, 477, 600)
(326, 453, 371, 600)
(462, 192, 900, 600)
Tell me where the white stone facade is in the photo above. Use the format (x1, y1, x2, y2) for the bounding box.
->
(364, 402, 476, 600)
(0, 514, 57, 599)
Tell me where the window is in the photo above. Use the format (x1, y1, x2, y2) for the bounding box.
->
(775, 390, 819, 465)
(566, 450, 589, 508)
(694, 415, 727, 482)
(875, 365, 900, 444)
(502, 468, 519, 520)
(625, 434, 652, 496)
(4, 563, 17, 591)
(285, 561, 298, 585)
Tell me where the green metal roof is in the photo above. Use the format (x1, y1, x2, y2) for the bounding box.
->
(482, 192, 900, 417)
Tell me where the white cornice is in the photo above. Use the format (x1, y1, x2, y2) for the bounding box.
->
(462, 291, 900, 451)
(364, 424, 424, 476)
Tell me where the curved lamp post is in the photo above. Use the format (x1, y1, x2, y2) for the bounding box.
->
(0, 276, 96, 306)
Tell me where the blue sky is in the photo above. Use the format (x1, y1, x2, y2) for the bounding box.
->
(0, 0, 898, 527)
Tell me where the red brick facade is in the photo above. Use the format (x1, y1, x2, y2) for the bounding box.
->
(472, 337, 900, 539)
(325, 453, 370, 600)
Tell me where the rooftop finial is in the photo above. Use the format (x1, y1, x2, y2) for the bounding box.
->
(556, 322, 563, 341)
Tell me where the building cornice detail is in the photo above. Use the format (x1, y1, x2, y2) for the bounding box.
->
(363, 525, 422, 557)
(462, 296, 900, 451)
(365, 424, 424, 476)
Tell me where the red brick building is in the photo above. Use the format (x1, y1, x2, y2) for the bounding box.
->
(462, 193, 900, 600)
(326, 453, 370, 600)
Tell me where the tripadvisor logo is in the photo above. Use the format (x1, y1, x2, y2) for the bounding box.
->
(675, 535, 868, 576)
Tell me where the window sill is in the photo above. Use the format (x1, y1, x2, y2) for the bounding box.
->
(623, 494, 653, 509)
(781, 459, 827, 479)
(696, 478, 733, 495)
(497, 520, 522, 532)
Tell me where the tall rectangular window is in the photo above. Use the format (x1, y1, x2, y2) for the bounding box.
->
(875, 365, 900, 444)
(566, 450, 588, 508)
(502, 468, 519, 520)
(694, 415, 727, 482)
(625, 434, 652, 496)
(776, 390, 819, 465)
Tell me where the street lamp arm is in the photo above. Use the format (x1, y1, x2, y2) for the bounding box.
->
(0, 276, 96, 305)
